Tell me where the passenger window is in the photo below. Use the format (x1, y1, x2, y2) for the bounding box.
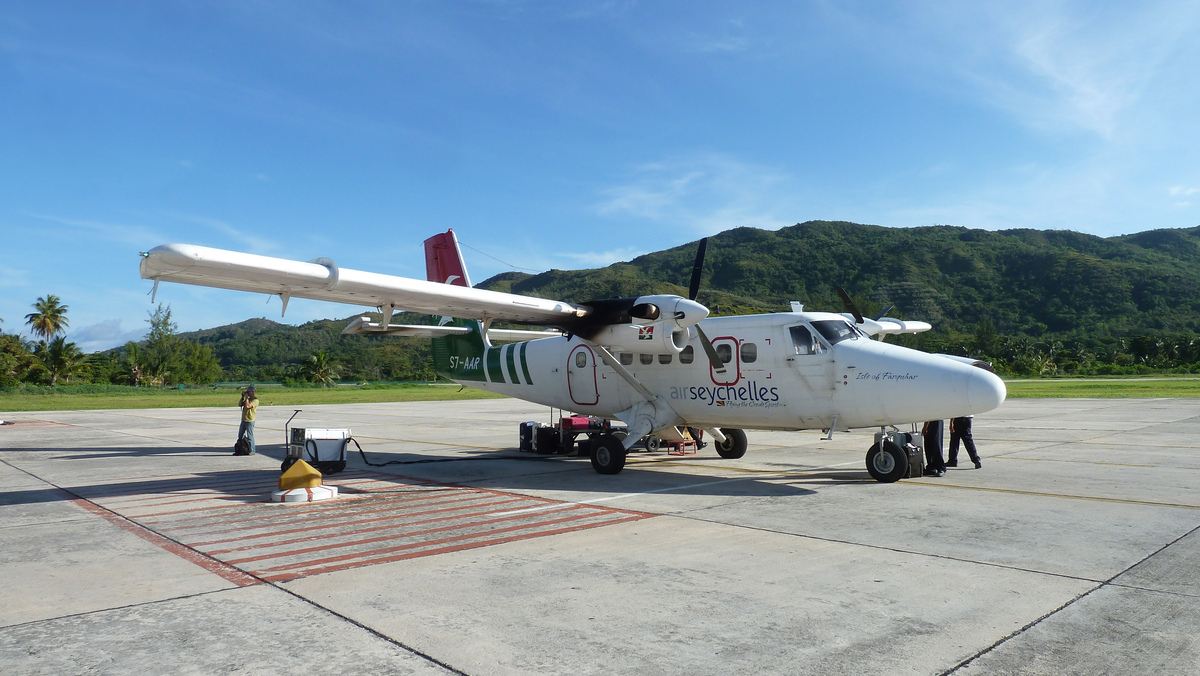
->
(716, 343, 732, 364)
(741, 342, 757, 363)
(575, 351, 588, 368)
(679, 345, 694, 364)
(658, 353, 672, 365)
(640, 353, 654, 365)
(619, 352, 633, 366)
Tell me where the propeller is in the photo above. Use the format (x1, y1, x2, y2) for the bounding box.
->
(835, 286, 864, 324)
(872, 305, 894, 321)
(688, 238, 726, 375)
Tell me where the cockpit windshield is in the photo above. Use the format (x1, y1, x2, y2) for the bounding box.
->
(811, 319, 862, 346)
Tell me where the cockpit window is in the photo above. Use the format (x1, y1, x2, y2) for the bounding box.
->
(788, 325, 825, 355)
(811, 319, 861, 346)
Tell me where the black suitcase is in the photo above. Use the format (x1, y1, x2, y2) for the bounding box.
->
(901, 434, 924, 478)
(519, 421, 538, 452)
(534, 426, 559, 454)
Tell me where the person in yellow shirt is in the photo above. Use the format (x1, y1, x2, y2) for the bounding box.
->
(235, 386, 259, 455)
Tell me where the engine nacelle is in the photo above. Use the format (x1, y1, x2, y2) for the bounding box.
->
(630, 295, 709, 330)
(589, 322, 691, 355)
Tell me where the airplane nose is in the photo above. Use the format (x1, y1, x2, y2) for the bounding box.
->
(967, 367, 1007, 412)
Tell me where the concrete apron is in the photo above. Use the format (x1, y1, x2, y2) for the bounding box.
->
(0, 397, 1197, 674)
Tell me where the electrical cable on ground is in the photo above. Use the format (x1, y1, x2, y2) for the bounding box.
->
(348, 437, 556, 467)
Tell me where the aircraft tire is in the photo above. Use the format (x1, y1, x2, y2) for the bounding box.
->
(590, 434, 627, 475)
(645, 436, 660, 452)
(714, 428, 748, 459)
(866, 440, 907, 483)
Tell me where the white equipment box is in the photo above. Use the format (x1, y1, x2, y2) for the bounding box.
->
(287, 427, 351, 473)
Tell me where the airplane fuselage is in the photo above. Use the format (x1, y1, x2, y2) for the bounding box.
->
(438, 311, 1006, 433)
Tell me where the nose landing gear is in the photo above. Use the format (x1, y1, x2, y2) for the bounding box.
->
(865, 437, 908, 483)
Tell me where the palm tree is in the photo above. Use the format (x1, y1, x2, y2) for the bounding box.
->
(122, 341, 145, 387)
(43, 336, 90, 386)
(301, 350, 342, 387)
(25, 295, 69, 342)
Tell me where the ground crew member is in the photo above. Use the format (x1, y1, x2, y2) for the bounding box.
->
(236, 386, 259, 455)
(947, 415, 981, 469)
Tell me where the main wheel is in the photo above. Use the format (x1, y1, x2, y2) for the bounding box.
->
(866, 440, 908, 483)
(714, 428, 748, 459)
(590, 434, 627, 475)
(645, 436, 661, 452)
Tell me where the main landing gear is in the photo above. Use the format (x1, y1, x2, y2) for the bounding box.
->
(714, 428, 748, 459)
(588, 427, 748, 474)
(589, 434, 627, 475)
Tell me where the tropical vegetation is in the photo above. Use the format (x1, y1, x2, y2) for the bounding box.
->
(7, 220, 1200, 387)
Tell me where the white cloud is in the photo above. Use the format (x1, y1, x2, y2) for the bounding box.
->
(557, 247, 645, 268)
(163, 213, 281, 255)
(0, 264, 28, 288)
(70, 319, 144, 353)
(595, 154, 796, 235)
(24, 212, 167, 248)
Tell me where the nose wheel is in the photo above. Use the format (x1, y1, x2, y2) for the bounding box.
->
(866, 440, 907, 483)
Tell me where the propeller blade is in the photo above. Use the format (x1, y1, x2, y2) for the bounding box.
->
(695, 324, 726, 374)
(688, 238, 708, 301)
(836, 286, 864, 324)
(872, 305, 894, 321)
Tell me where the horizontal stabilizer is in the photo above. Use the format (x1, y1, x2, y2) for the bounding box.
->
(838, 313, 932, 336)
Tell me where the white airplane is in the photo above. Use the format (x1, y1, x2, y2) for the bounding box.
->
(139, 230, 1006, 480)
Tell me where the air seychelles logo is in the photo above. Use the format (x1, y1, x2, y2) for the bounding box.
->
(669, 380, 782, 408)
(638, 325, 654, 340)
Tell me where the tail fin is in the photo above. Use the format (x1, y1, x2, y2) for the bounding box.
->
(423, 229, 489, 382)
(424, 229, 472, 287)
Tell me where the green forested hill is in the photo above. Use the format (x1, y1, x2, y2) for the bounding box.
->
(180, 314, 436, 383)
(481, 221, 1200, 339)
(168, 221, 1200, 380)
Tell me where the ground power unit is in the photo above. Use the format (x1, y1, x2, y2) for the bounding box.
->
(284, 427, 351, 474)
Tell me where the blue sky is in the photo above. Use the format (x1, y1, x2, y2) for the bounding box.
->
(2, 1, 1199, 352)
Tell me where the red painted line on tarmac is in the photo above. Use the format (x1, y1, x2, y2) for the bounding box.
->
(224, 505, 597, 565)
(249, 509, 623, 572)
(72, 472, 286, 499)
(262, 513, 653, 581)
(71, 498, 260, 588)
(95, 476, 390, 507)
(204, 497, 554, 555)
(156, 487, 481, 532)
(195, 495, 532, 549)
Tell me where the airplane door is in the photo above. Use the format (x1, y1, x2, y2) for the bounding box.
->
(785, 325, 835, 421)
(567, 344, 599, 406)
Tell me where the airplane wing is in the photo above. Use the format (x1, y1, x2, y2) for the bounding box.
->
(139, 243, 589, 326)
(339, 317, 562, 341)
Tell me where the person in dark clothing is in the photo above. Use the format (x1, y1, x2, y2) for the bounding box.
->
(921, 420, 946, 476)
(948, 415, 981, 468)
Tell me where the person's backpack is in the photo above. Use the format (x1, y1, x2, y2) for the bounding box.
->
(233, 436, 252, 455)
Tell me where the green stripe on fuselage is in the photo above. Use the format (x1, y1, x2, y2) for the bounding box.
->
(486, 346, 505, 383)
(505, 345, 521, 384)
(519, 342, 533, 385)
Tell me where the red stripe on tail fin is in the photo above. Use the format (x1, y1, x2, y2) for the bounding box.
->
(424, 229, 472, 287)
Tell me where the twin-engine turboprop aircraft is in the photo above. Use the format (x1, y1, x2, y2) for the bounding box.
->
(139, 230, 1006, 480)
